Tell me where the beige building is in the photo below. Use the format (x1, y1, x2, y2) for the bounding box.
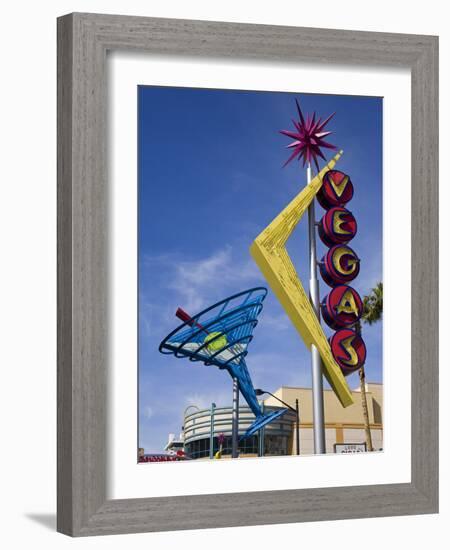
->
(263, 383, 383, 455)
(182, 383, 383, 458)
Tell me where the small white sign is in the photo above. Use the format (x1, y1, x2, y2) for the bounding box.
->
(334, 443, 367, 454)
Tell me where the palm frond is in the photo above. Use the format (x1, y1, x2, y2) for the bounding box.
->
(362, 282, 383, 325)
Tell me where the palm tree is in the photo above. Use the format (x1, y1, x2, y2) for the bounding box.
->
(362, 282, 383, 326)
(356, 282, 383, 451)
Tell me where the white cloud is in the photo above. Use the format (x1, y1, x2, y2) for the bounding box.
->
(144, 245, 261, 314)
(246, 350, 311, 389)
(170, 246, 259, 310)
(184, 388, 232, 409)
(143, 406, 154, 419)
(261, 311, 291, 331)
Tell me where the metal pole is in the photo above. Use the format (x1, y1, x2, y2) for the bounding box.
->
(231, 377, 239, 458)
(209, 403, 216, 459)
(307, 163, 326, 454)
(259, 401, 265, 457)
(295, 398, 300, 456)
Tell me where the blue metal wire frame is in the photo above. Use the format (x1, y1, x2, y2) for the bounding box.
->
(159, 287, 289, 438)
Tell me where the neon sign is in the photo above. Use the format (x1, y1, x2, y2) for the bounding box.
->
(330, 328, 367, 374)
(317, 170, 353, 208)
(250, 152, 354, 407)
(319, 171, 366, 374)
(318, 206, 357, 246)
(321, 285, 363, 330)
(320, 244, 360, 286)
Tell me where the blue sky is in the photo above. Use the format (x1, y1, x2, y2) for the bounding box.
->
(138, 86, 383, 453)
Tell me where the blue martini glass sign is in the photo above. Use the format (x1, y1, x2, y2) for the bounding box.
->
(159, 288, 289, 440)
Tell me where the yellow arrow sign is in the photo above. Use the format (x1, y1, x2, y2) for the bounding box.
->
(250, 150, 354, 408)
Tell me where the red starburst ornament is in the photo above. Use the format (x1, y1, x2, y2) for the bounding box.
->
(280, 99, 337, 172)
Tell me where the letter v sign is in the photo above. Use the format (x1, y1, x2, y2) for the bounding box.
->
(250, 151, 354, 407)
(329, 172, 350, 198)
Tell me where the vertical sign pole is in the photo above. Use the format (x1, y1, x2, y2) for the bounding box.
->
(231, 377, 239, 458)
(307, 162, 326, 454)
(209, 403, 216, 459)
(295, 398, 300, 455)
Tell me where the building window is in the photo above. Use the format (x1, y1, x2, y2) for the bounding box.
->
(185, 435, 258, 459)
(264, 435, 288, 456)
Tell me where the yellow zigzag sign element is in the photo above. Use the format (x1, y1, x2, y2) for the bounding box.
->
(250, 150, 354, 408)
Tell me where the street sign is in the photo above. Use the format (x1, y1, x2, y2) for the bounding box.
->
(334, 442, 367, 453)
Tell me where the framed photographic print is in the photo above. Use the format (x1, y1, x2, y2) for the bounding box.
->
(57, 13, 438, 536)
(136, 86, 384, 462)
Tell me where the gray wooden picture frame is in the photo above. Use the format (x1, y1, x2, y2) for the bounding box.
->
(57, 12, 438, 537)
